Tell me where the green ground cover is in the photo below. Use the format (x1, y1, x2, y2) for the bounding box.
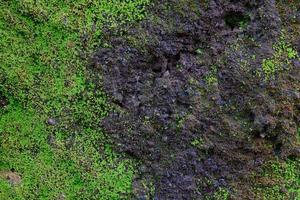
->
(0, 0, 149, 199)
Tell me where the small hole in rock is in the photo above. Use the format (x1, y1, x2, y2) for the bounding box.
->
(248, 111, 255, 121)
(152, 66, 162, 73)
(0, 93, 8, 108)
(151, 56, 164, 73)
(274, 143, 282, 156)
(224, 11, 250, 29)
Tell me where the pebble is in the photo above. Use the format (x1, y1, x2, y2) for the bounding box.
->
(147, 141, 155, 147)
(47, 118, 57, 126)
(162, 136, 169, 142)
(259, 133, 266, 138)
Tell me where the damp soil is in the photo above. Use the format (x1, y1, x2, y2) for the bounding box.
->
(91, 0, 300, 199)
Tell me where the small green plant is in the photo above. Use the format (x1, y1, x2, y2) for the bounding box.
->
(196, 48, 203, 55)
(175, 114, 187, 133)
(191, 138, 204, 147)
(262, 59, 276, 79)
(287, 47, 298, 59)
(205, 65, 218, 85)
(239, 20, 249, 30)
(213, 187, 230, 200)
(176, 63, 183, 70)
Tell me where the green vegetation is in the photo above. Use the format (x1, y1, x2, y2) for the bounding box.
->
(196, 48, 203, 55)
(0, 1, 299, 199)
(254, 158, 300, 200)
(205, 65, 218, 86)
(0, 0, 150, 199)
(212, 187, 230, 200)
(260, 32, 299, 80)
(137, 178, 155, 199)
(175, 114, 188, 134)
(0, 103, 135, 199)
(191, 138, 204, 147)
(203, 182, 230, 200)
(172, 0, 201, 18)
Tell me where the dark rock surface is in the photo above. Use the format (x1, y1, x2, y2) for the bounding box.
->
(0, 93, 8, 108)
(91, 0, 299, 199)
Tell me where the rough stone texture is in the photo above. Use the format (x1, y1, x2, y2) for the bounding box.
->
(91, 0, 299, 199)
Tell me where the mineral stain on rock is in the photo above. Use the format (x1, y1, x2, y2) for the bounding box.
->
(91, 0, 299, 199)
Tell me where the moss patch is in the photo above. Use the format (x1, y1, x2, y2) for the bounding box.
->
(0, 0, 150, 199)
(254, 158, 300, 200)
(259, 31, 299, 80)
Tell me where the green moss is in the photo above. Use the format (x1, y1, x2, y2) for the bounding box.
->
(260, 31, 299, 80)
(175, 114, 188, 134)
(262, 59, 276, 79)
(254, 158, 300, 200)
(0, 0, 150, 198)
(172, 0, 201, 18)
(212, 187, 230, 200)
(191, 138, 204, 147)
(196, 48, 203, 55)
(204, 65, 218, 86)
(0, 105, 135, 199)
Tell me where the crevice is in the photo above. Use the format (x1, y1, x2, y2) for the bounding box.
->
(273, 143, 282, 156)
(0, 93, 8, 108)
(224, 11, 250, 29)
